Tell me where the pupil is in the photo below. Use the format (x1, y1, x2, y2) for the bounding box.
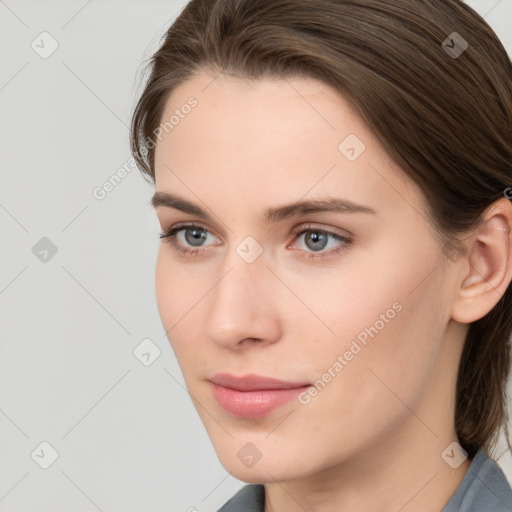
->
(306, 231, 327, 251)
(185, 228, 207, 246)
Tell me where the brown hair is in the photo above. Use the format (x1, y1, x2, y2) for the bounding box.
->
(130, 0, 512, 459)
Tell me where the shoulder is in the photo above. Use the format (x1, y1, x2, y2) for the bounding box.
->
(443, 448, 512, 512)
(216, 484, 265, 512)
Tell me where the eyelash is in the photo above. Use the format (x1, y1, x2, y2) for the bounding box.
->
(159, 223, 352, 260)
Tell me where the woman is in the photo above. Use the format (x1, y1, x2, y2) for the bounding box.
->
(130, 0, 512, 510)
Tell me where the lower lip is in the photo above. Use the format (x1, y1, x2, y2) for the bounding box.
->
(210, 382, 311, 418)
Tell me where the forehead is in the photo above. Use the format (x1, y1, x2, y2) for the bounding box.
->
(166, 71, 339, 109)
(153, 71, 424, 224)
(154, 71, 371, 165)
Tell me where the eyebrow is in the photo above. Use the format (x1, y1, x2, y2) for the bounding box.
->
(151, 191, 377, 223)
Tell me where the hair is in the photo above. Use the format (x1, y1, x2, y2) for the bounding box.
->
(130, 0, 512, 459)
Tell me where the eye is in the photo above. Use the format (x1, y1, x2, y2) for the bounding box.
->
(159, 222, 352, 260)
(159, 223, 220, 256)
(289, 224, 352, 259)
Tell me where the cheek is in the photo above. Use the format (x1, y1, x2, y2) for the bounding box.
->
(155, 248, 206, 325)
(293, 240, 447, 412)
(284, 292, 446, 471)
(155, 249, 200, 361)
(155, 249, 178, 327)
(291, 230, 444, 350)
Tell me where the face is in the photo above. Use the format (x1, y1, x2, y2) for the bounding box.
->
(153, 71, 460, 483)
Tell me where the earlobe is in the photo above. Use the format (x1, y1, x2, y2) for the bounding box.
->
(451, 199, 512, 324)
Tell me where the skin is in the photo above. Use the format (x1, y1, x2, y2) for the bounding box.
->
(152, 70, 512, 512)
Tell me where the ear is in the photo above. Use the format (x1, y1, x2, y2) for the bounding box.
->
(451, 198, 512, 324)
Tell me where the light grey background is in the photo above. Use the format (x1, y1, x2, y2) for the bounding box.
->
(1, 1, 511, 510)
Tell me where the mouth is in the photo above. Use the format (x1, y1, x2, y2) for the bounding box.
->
(208, 373, 312, 418)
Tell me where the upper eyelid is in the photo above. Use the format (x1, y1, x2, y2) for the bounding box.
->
(164, 221, 221, 238)
(290, 223, 350, 237)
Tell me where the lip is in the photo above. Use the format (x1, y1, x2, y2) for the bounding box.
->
(208, 373, 312, 418)
(209, 373, 310, 391)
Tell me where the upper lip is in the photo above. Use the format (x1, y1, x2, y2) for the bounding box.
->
(209, 373, 311, 391)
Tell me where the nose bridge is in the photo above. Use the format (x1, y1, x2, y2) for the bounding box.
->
(205, 242, 281, 347)
(217, 234, 271, 301)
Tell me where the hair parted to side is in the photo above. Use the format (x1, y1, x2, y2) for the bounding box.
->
(130, 0, 512, 459)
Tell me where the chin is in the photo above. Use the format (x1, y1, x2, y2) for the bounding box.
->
(215, 446, 309, 485)
(222, 464, 286, 485)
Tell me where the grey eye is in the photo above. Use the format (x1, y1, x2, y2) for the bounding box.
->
(304, 231, 328, 251)
(184, 227, 208, 246)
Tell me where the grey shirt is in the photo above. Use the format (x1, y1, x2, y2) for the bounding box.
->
(217, 448, 512, 512)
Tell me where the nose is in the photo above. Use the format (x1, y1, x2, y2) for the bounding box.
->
(205, 254, 282, 350)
